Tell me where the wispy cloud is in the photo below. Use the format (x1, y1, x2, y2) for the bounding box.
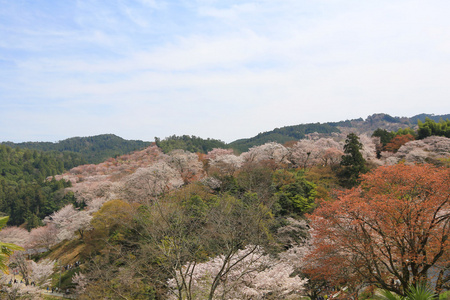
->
(1, 0, 450, 142)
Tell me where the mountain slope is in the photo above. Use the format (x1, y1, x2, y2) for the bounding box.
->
(229, 123, 342, 152)
(3, 113, 449, 157)
(2, 134, 151, 164)
(229, 113, 450, 152)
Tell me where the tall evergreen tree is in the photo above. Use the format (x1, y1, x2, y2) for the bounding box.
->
(338, 133, 368, 188)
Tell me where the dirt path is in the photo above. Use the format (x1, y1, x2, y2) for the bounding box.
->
(40, 289, 75, 299)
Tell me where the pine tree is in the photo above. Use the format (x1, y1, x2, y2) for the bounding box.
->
(338, 133, 368, 187)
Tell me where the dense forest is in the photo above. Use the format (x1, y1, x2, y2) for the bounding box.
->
(417, 117, 450, 138)
(2, 134, 151, 164)
(409, 113, 450, 124)
(0, 145, 81, 228)
(154, 135, 230, 154)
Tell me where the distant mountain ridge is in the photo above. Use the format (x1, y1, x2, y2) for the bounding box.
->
(3, 113, 449, 158)
(2, 134, 151, 164)
(229, 113, 450, 152)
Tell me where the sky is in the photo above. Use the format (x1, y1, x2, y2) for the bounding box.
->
(1, 0, 450, 143)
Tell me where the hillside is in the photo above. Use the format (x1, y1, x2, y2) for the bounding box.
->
(155, 135, 229, 154)
(229, 113, 450, 152)
(229, 122, 342, 152)
(1, 117, 450, 299)
(2, 134, 151, 164)
(0, 144, 80, 227)
(3, 113, 449, 157)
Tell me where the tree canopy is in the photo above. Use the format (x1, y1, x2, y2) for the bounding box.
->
(338, 133, 368, 187)
(418, 118, 450, 139)
(0, 144, 76, 228)
(2, 134, 150, 164)
(155, 135, 229, 154)
(305, 164, 450, 295)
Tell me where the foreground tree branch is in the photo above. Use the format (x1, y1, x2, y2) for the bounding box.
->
(305, 164, 450, 295)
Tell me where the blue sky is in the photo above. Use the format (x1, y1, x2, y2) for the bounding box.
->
(1, 0, 450, 143)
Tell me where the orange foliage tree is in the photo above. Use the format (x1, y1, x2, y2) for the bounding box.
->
(304, 164, 450, 295)
(384, 134, 415, 153)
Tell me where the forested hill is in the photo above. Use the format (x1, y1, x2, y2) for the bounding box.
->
(155, 135, 229, 154)
(2, 134, 151, 164)
(0, 144, 80, 227)
(229, 113, 450, 152)
(0, 134, 151, 227)
(408, 113, 450, 124)
(229, 122, 343, 152)
(3, 113, 450, 157)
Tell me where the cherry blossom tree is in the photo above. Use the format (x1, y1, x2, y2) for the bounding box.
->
(386, 136, 450, 165)
(242, 142, 290, 166)
(10, 257, 53, 289)
(44, 205, 93, 242)
(167, 246, 307, 300)
(289, 138, 344, 169)
(208, 152, 244, 176)
(69, 181, 112, 207)
(200, 176, 222, 190)
(0, 226, 30, 248)
(86, 196, 110, 212)
(9, 252, 31, 285)
(205, 148, 235, 160)
(121, 161, 184, 203)
(72, 272, 88, 295)
(29, 224, 58, 249)
(289, 140, 320, 169)
(165, 150, 205, 184)
(380, 150, 398, 165)
(29, 259, 55, 287)
(314, 138, 344, 166)
(358, 134, 378, 161)
(321, 147, 344, 166)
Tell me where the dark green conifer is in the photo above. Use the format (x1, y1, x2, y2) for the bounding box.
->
(338, 133, 368, 188)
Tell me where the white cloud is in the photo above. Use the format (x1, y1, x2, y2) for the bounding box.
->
(1, 0, 450, 143)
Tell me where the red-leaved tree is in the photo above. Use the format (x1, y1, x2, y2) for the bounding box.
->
(384, 134, 415, 153)
(305, 164, 450, 295)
